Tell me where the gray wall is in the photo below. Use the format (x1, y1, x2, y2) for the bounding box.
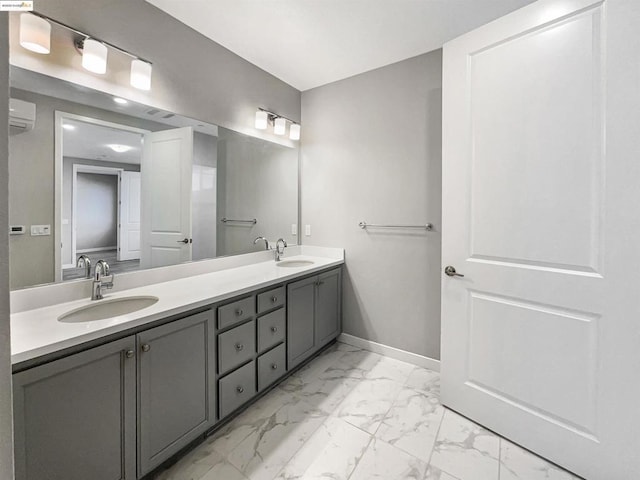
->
(0, 14, 14, 480)
(76, 173, 118, 251)
(300, 51, 443, 359)
(217, 128, 298, 256)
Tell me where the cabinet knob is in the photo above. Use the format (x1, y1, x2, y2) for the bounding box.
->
(141, 344, 151, 352)
(271, 296, 278, 303)
(125, 349, 134, 359)
(271, 363, 278, 370)
(235, 343, 244, 351)
(315, 280, 324, 286)
(236, 386, 244, 394)
(236, 309, 243, 316)
(270, 326, 278, 333)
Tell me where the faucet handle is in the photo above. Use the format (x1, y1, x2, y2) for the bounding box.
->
(102, 272, 115, 289)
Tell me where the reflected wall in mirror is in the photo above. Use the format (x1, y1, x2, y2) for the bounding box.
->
(8, 67, 299, 290)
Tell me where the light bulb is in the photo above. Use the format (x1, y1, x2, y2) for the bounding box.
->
(255, 110, 268, 130)
(82, 39, 108, 74)
(130, 59, 152, 90)
(19, 13, 51, 54)
(274, 117, 286, 135)
(289, 123, 301, 140)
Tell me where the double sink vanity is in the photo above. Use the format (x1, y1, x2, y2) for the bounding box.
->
(9, 247, 344, 480)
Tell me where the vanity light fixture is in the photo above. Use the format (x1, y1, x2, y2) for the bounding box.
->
(19, 13, 51, 54)
(274, 117, 286, 135)
(19, 11, 153, 90)
(130, 59, 152, 91)
(81, 38, 108, 74)
(255, 110, 268, 130)
(108, 144, 133, 153)
(289, 123, 301, 141)
(113, 97, 128, 105)
(255, 108, 301, 141)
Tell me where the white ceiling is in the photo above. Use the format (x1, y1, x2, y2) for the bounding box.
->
(146, 0, 535, 91)
(63, 119, 143, 165)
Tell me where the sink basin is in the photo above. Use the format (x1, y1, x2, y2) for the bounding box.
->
(58, 296, 159, 323)
(277, 260, 315, 268)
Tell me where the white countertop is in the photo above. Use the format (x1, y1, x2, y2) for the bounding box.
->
(11, 253, 343, 366)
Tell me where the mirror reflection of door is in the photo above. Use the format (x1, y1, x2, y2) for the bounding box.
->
(61, 115, 146, 281)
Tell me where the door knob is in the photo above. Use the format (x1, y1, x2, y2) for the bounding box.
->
(177, 238, 189, 244)
(444, 266, 464, 277)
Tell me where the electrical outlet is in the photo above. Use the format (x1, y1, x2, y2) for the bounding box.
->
(291, 223, 297, 235)
(305, 224, 311, 236)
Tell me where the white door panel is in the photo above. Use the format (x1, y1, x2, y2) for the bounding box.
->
(140, 127, 193, 269)
(441, 0, 640, 478)
(118, 171, 141, 261)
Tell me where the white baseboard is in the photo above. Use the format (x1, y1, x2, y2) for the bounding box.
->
(338, 333, 440, 372)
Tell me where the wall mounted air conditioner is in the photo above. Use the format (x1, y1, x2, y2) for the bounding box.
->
(9, 98, 36, 134)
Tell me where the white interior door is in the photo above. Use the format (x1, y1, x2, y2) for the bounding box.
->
(140, 127, 193, 269)
(441, 1, 640, 479)
(118, 171, 141, 261)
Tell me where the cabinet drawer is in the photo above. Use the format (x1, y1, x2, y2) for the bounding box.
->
(258, 343, 287, 391)
(257, 308, 285, 353)
(218, 321, 255, 375)
(218, 361, 256, 419)
(218, 296, 255, 330)
(257, 286, 285, 314)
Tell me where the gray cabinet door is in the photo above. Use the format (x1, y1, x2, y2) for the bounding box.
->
(287, 275, 317, 369)
(315, 268, 341, 347)
(13, 336, 136, 480)
(137, 310, 216, 477)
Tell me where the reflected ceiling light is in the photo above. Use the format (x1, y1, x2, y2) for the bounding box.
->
(81, 38, 108, 74)
(289, 123, 301, 141)
(62, 124, 76, 131)
(108, 144, 132, 153)
(255, 110, 268, 130)
(130, 59, 152, 90)
(274, 117, 286, 135)
(19, 13, 51, 54)
(113, 97, 128, 105)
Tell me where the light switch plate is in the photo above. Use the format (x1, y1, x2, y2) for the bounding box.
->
(291, 223, 297, 235)
(31, 224, 51, 236)
(305, 224, 311, 236)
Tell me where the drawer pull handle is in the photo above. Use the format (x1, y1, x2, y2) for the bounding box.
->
(125, 350, 134, 359)
(271, 363, 278, 370)
(271, 296, 278, 302)
(236, 309, 244, 316)
(141, 344, 151, 352)
(235, 343, 244, 351)
(270, 326, 278, 333)
(236, 386, 244, 394)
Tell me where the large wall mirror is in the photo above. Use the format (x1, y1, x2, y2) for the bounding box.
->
(8, 67, 299, 290)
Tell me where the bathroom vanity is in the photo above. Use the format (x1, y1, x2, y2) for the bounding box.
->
(10, 249, 343, 480)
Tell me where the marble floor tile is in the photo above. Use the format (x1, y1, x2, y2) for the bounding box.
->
(425, 465, 460, 480)
(274, 416, 371, 480)
(376, 387, 445, 462)
(152, 452, 214, 480)
(365, 355, 417, 384)
(334, 377, 401, 433)
(318, 349, 382, 382)
(192, 448, 248, 480)
(349, 437, 428, 480)
(280, 372, 361, 414)
(226, 398, 328, 480)
(430, 410, 500, 480)
(208, 387, 302, 457)
(405, 366, 440, 397)
(499, 440, 580, 480)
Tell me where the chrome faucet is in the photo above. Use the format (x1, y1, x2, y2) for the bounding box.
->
(92, 260, 114, 300)
(253, 236, 270, 251)
(76, 254, 91, 279)
(275, 238, 287, 261)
